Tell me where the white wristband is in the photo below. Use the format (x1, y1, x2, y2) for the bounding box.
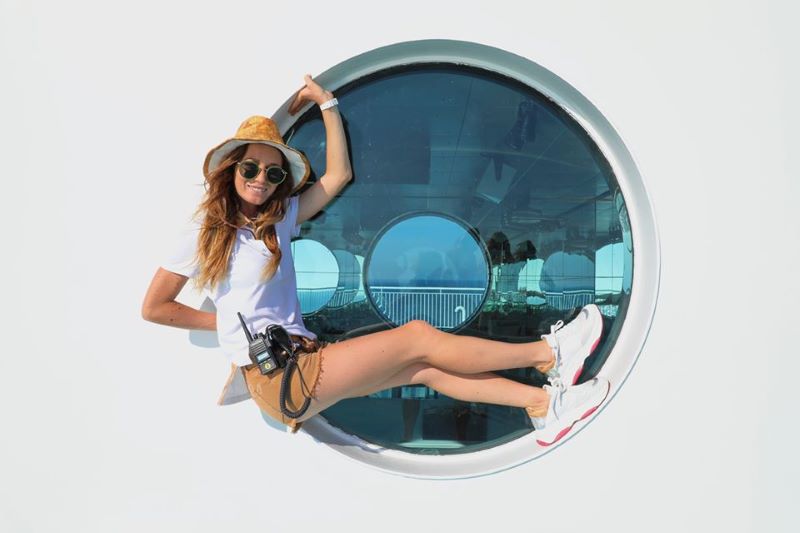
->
(319, 97, 338, 111)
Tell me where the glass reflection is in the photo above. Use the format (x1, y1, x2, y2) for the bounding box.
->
(353, 255, 366, 303)
(518, 258, 545, 306)
(595, 243, 625, 295)
(286, 64, 633, 454)
(291, 239, 338, 315)
(366, 214, 489, 330)
(327, 250, 360, 309)
(616, 190, 633, 295)
(539, 251, 596, 311)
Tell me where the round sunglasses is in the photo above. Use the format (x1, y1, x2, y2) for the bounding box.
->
(236, 159, 288, 185)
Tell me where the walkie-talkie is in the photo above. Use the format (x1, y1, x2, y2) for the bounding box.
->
(238, 312, 282, 375)
(237, 312, 311, 419)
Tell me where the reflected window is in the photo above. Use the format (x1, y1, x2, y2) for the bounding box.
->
(327, 250, 360, 309)
(292, 239, 338, 315)
(365, 213, 489, 330)
(288, 63, 633, 455)
(353, 254, 366, 303)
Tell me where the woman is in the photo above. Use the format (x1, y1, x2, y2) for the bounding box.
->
(141, 74, 610, 447)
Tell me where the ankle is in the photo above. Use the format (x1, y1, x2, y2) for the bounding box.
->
(525, 390, 550, 418)
(533, 341, 555, 374)
(534, 359, 555, 374)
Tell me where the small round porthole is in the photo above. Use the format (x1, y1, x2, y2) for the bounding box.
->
(364, 213, 490, 331)
(274, 39, 660, 478)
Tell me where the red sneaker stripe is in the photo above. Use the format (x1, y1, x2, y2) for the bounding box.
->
(537, 424, 573, 446)
(572, 364, 584, 385)
(535, 382, 610, 446)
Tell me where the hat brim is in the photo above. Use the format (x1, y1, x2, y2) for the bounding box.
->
(203, 139, 311, 193)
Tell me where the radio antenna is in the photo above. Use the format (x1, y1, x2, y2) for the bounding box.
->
(237, 312, 254, 343)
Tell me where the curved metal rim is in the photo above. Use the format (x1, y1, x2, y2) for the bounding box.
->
(272, 39, 661, 479)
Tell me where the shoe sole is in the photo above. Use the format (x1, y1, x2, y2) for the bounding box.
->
(569, 305, 604, 385)
(536, 379, 610, 447)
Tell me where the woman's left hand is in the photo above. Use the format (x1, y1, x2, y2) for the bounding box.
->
(288, 74, 333, 115)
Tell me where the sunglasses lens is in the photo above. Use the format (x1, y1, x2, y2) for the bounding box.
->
(239, 161, 260, 180)
(266, 166, 287, 185)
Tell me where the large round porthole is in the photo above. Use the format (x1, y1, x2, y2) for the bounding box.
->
(272, 40, 660, 478)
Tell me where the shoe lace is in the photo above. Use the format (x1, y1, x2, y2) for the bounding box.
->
(546, 382, 567, 420)
(548, 372, 568, 403)
(546, 320, 566, 389)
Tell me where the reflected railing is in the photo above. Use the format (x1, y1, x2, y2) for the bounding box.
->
(328, 288, 359, 309)
(298, 287, 337, 313)
(543, 289, 595, 311)
(370, 286, 486, 329)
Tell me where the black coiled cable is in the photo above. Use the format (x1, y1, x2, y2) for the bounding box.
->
(279, 345, 313, 419)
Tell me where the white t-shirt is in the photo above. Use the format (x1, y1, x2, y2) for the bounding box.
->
(162, 196, 315, 367)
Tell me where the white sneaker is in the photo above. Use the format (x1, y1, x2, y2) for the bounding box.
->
(542, 304, 603, 387)
(529, 377, 610, 447)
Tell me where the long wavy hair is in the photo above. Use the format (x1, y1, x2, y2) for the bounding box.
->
(193, 144, 295, 290)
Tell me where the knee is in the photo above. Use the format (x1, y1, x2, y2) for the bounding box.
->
(398, 320, 440, 363)
(402, 319, 437, 340)
(400, 320, 438, 352)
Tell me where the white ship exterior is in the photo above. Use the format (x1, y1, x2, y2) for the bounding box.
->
(2, 1, 797, 532)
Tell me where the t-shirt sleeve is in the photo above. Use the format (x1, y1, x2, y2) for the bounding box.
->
(161, 223, 201, 278)
(285, 195, 302, 238)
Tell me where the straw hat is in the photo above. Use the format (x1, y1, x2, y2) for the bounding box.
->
(203, 115, 311, 193)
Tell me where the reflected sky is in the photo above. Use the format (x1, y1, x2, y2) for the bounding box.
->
(367, 215, 488, 288)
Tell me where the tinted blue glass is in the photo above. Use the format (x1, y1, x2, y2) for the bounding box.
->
(287, 64, 632, 454)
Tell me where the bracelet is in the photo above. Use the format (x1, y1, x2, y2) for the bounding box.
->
(319, 97, 338, 111)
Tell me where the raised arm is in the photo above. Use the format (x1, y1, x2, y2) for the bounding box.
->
(288, 74, 352, 224)
(141, 268, 216, 331)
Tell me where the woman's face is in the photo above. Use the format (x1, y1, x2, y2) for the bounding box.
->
(234, 143, 285, 210)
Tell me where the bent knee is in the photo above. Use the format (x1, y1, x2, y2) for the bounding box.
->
(399, 320, 443, 362)
(401, 319, 437, 339)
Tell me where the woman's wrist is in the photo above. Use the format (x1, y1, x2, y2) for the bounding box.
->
(318, 91, 336, 108)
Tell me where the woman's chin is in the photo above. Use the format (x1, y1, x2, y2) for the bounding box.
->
(244, 193, 270, 207)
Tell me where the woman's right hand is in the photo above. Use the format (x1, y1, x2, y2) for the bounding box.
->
(288, 74, 334, 115)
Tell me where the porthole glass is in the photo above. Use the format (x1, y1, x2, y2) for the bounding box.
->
(289, 61, 632, 455)
(365, 213, 489, 330)
(274, 40, 659, 478)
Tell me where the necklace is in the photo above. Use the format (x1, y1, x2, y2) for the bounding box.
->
(240, 211, 259, 226)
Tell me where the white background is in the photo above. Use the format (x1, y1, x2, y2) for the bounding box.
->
(1, 0, 798, 531)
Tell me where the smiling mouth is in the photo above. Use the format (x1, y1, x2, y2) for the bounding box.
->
(246, 183, 268, 193)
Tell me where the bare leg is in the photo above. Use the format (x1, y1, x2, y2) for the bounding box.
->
(373, 363, 549, 409)
(301, 360, 549, 422)
(303, 320, 552, 421)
